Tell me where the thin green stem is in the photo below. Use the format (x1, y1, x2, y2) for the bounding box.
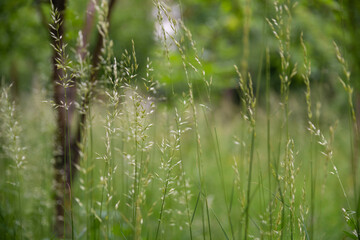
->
(244, 127, 255, 240)
(265, 47, 272, 239)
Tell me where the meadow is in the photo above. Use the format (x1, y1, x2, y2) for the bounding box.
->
(1, 0, 359, 239)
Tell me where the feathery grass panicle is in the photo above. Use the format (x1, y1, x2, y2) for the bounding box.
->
(300, 33, 312, 121)
(174, 101, 194, 238)
(285, 139, 298, 239)
(0, 85, 26, 239)
(95, 0, 114, 81)
(155, 135, 182, 239)
(333, 42, 357, 134)
(267, 0, 297, 113)
(49, 5, 73, 93)
(298, 177, 309, 240)
(334, 42, 354, 122)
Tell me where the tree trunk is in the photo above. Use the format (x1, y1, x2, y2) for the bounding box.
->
(49, 0, 74, 237)
(49, 0, 117, 237)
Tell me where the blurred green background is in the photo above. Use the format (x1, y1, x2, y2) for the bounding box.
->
(2, 1, 360, 239)
(1, 0, 359, 104)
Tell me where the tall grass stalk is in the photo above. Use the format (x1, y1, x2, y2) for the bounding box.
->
(334, 41, 360, 236)
(265, 47, 273, 238)
(268, 1, 297, 238)
(99, 57, 121, 239)
(235, 68, 256, 240)
(300, 33, 315, 239)
(50, 4, 75, 238)
(155, 134, 181, 239)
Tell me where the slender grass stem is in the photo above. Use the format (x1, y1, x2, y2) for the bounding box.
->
(265, 47, 273, 239)
(244, 127, 255, 240)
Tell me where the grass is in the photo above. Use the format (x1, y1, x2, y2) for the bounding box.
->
(0, 83, 356, 239)
(1, 0, 359, 239)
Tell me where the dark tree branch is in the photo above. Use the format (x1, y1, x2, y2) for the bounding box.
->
(77, 0, 97, 61)
(70, 0, 117, 180)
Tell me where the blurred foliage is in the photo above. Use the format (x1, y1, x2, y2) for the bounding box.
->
(149, 0, 360, 104)
(0, 0, 155, 94)
(0, 0, 359, 101)
(0, 0, 50, 92)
